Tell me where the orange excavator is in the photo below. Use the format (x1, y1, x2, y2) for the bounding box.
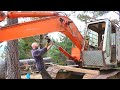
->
(1, 11, 120, 79)
(0, 11, 83, 64)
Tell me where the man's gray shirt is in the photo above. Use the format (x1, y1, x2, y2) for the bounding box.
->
(31, 47, 47, 71)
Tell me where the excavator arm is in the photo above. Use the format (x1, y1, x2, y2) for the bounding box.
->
(0, 11, 84, 62)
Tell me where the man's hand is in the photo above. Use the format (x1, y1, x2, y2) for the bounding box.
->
(47, 38, 51, 43)
(47, 43, 53, 50)
(44, 35, 55, 50)
(44, 35, 51, 43)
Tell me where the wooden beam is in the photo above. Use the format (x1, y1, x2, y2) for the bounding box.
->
(54, 65, 100, 75)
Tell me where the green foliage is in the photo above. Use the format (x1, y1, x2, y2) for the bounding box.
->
(18, 35, 48, 59)
(77, 14, 91, 23)
(47, 34, 72, 65)
(18, 39, 31, 59)
(77, 11, 109, 23)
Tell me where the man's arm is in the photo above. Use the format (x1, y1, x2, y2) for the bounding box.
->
(45, 42, 53, 50)
(47, 43, 53, 50)
(38, 42, 53, 55)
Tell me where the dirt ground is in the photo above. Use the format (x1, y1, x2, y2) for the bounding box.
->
(21, 73, 42, 79)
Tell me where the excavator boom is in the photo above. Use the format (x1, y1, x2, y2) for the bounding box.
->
(0, 11, 84, 62)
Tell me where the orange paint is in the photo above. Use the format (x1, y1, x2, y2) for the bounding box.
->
(0, 11, 84, 62)
(7, 11, 58, 18)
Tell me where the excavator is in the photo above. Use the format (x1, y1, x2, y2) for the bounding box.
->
(0, 11, 120, 79)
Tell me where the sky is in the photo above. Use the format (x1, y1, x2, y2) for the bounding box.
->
(0, 11, 119, 59)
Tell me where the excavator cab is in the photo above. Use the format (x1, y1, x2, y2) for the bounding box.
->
(82, 19, 119, 69)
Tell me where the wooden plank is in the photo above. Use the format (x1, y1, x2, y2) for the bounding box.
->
(67, 65, 79, 67)
(54, 65, 100, 75)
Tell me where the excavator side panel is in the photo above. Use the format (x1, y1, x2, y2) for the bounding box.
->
(71, 47, 81, 60)
(82, 50, 104, 67)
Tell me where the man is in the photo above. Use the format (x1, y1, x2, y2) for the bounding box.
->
(31, 37, 53, 79)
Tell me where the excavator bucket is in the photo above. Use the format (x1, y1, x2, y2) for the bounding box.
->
(47, 66, 85, 79)
(46, 64, 100, 79)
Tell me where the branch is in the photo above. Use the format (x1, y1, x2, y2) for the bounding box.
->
(114, 11, 120, 16)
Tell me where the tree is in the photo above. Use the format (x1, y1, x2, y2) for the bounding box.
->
(6, 17, 21, 79)
(48, 34, 72, 65)
(119, 11, 120, 20)
(18, 39, 31, 59)
(77, 11, 109, 23)
(115, 11, 120, 20)
(111, 19, 119, 25)
(76, 11, 109, 36)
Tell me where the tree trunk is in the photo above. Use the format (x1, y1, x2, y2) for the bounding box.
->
(119, 11, 120, 21)
(6, 17, 21, 79)
(39, 34, 47, 49)
(39, 35, 43, 49)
